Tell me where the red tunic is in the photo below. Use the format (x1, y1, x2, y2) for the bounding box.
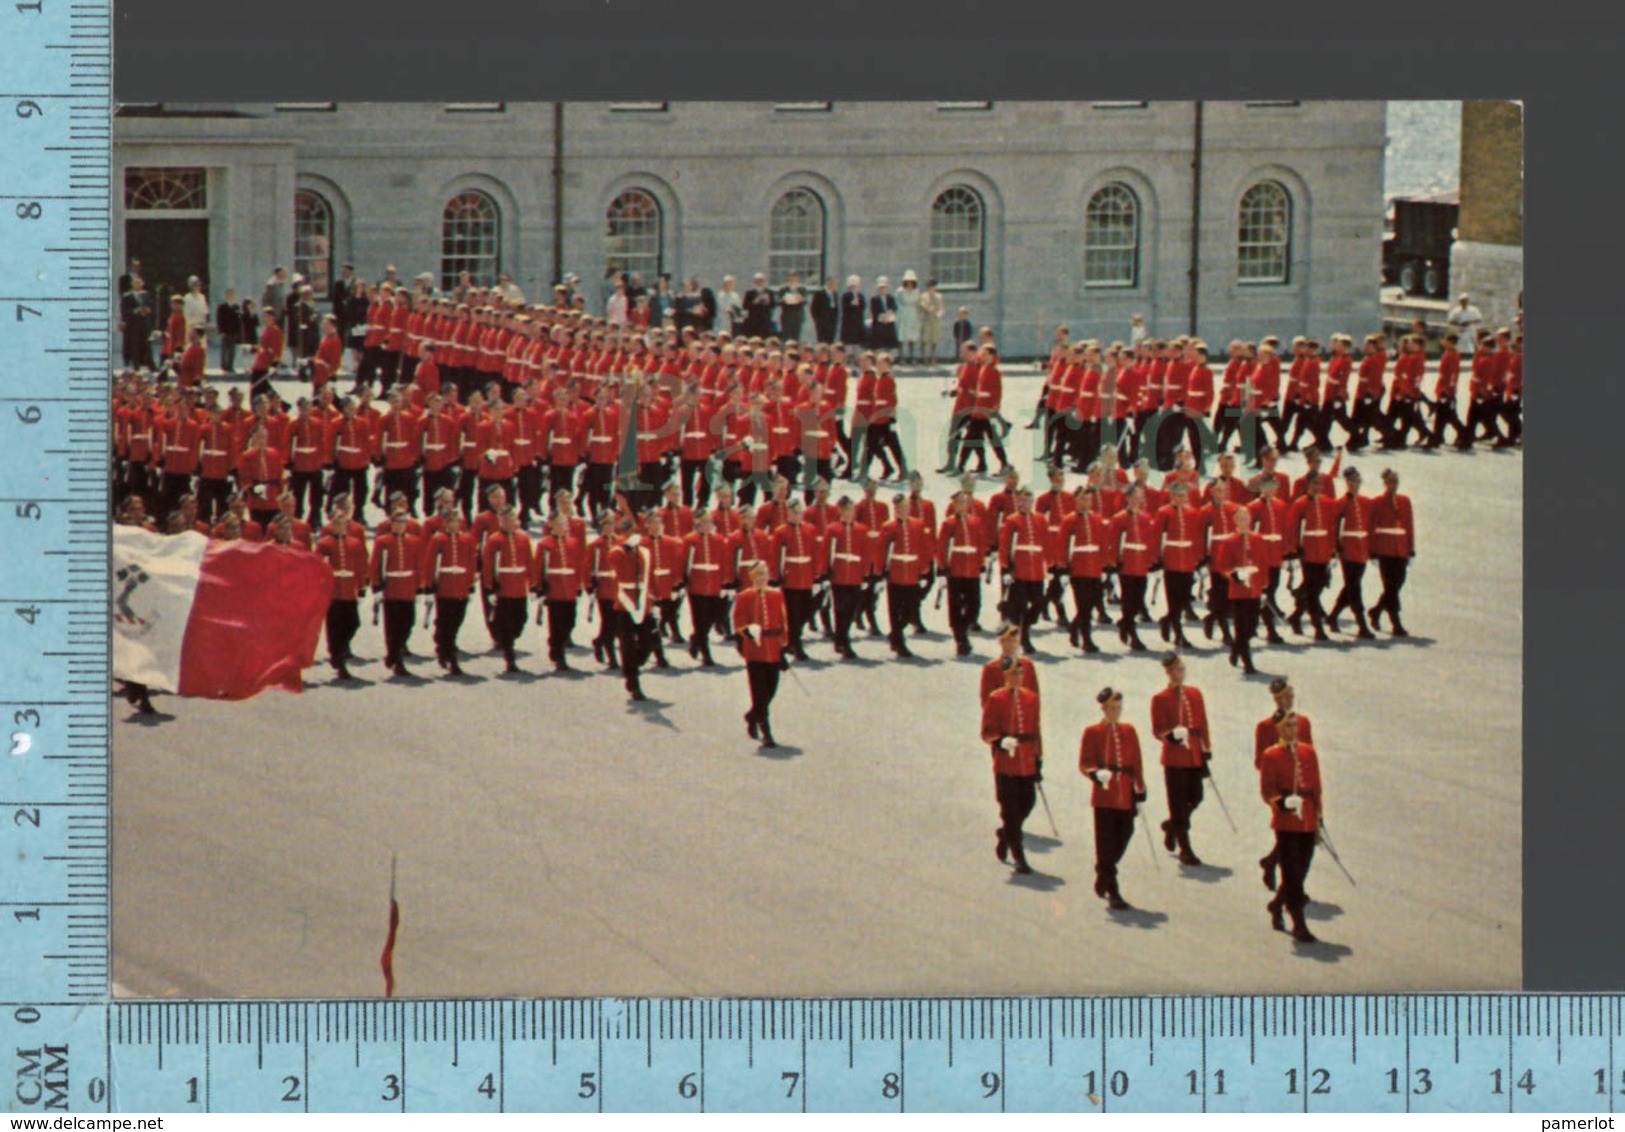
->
(979, 656, 1038, 703)
(1369, 492, 1415, 558)
(424, 530, 478, 599)
(999, 512, 1051, 581)
(370, 532, 425, 600)
(316, 533, 369, 600)
(1248, 496, 1291, 567)
(312, 333, 344, 389)
(825, 520, 872, 586)
(481, 530, 534, 599)
(1259, 742, 1322, 833)
(937, 513, 987, 578)
(1224, 530, 1269, 599)
(1111, 510, 1159, 577)
(252, 323, 284, 373)
(732, 585, 788, 664)
(1061, 510, 1114, 578)
(682, 530, 732, 597)
(1254, 712, 1314, 770)
(774, 521, 826, 590)
(535, 533, 588, 600)
(1154, 504, 1206, 573)
(1078, 722, 1145, 810)
(981, 685, 1041, 777)
(1336, 493, 1373, 563)
(1150, 684, 1209, 769)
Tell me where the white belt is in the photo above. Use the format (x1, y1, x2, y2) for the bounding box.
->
(486, 449, 511, 458)
(1375, 527, 1407, 536)
(498, 565, 526, 574)
(785, 555, 812, 563)
(1304, 529, 1327, 537)
(637, 432, 658, 440)
(425, 443, 448, 451)
(691, 563, 720, 571)
(202, 448, 226, 457)
(804, 430, 828, 438)
(1122, 542, 1147, 551)
(1260, 534, 1283, 542)
(950, 546, 980, 555)
(549, 438, 573, 447)
(1073, 543, 1100, 553)
(1342, 531, 1367, 539)
(833, 552, 862, 562)
(294, 445, 317, 454)
(547, 567, 577, 575)
(1211, 533, 1236, 541)
(683, 431, 708, 440)
(165, 445, 191, 454)
(337, 445, 361, 454)
(891, 554, 919, 562)
(384, 441, 409, 449)
(1013, 543, 1043, 553)
(438, 566, 468, 574)
(385, 570, 415, 578)
(331, 569, 354, 577)
(1163, 540, 1193, 547)
(589, 433, 612, 443)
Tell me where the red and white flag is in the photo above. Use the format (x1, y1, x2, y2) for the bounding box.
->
(113, 527, 333, 700)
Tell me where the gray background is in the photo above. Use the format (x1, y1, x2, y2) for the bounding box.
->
(112, 0, 1606, 989)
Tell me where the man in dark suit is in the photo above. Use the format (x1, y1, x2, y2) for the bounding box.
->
(117, 258, 142, 299)
(743, 272, 778, 339)
(684, 275, 717, 334)
(330, 263, 355, 340)
(811, 275, 840, 344)
(838, 275, 867, 363)
(120, 276, 155, 370)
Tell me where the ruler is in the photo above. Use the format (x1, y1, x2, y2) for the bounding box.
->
(0, 3, 1595, 1117)
(0, 997, 1621, 1113)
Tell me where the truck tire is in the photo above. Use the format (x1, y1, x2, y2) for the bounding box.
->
(1398, 259, 1422, 295)
(1424, 263, 1447, 298)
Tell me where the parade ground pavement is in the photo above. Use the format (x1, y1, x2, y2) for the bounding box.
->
(112, 368, 1522, 998)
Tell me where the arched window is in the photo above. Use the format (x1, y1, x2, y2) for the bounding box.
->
(768, 188, 826, 286)
(605, 189, 663, 283)
(124, 167, 207, 210)
(293, 189, 333, 299)
(930, 186, 985, 290)
(1084, 184, 1140, 288)
(1237, 181, 1292, 284)
(441, 189, 501, 291)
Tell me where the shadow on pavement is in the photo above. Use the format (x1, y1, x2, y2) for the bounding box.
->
(1293, 939, 1354, 963)
(123, 709, 177, 726)
(755, 744, 804, 760)
(1176, 863, 1235, 885)
(1105, 905, 1168, 929)
(1007, 870, 1066, 892)
(1024, 834, 1064, 853)
(1305, 900, 1346, 921)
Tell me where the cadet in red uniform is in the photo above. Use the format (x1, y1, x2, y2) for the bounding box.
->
(371, 509, 425, 677)
(378, 389, 423, 516)
(1499, 333, 1522, 446)
(823, 496, 872, 659)
(1326, 466, 1375, 639)
(880, 492, 934, 658)
(981, 657, 1043, 875)
(1247, 473, 1290, 642)
(482, 506, 534, 674)
(1059, 485, 1113, 654)
(311, 314, 344, 393)
(607, 518, 658, 701)
(1284, 470, 1336, 640)
(535, 510, 588, 671)
(1424, 332, 1466, 448)
(1346, 334, 1388, 450)
(1079, 687, 1147, 910)
(316, 503, 369, 680)
(1110, 484, 1158, 651)
(771, 498, 824, 660)
(1253, 677, 1315, 892)
(937, 490, 987, 656)
(424, 508, 477, 675)
(641, 510, 683, 669)
(998, 489, 1051, 655)
(236, 423, 286, 529)
(1224, 506, 1269, 674)
(587, 511, 623, 668)
(1150, 652, 1213, 865)
(250, 306, 284, 402)
(978, 625, 1039, 706)
(733, 560, 789, 748)
(1381, 335, 1427, 449)
(329, 398, 376, 521)
(1368, 468, 1416, 637)
(1153, 479, 1205, 650)
(682, 509, 732, 666)
(1259, 713, 1322, 942)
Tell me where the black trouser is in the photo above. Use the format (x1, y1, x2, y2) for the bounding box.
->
(688, 593, 726, 662)
(517, 464, 544, 525)
(1347, 396, 1384, 447)
(1155, 411, 1200, 472)
(832, 583, 862, 652)
(1119, 574, 1149, 639)
(783, 588, 814, 654)
(886, 580, 922, 651)
(956, 417, 1006, 473)
(423, 464, 458, 518)
(545, 598, 577, 665)
(1129, 409, 1154, 463)
(1270, 829, 1316, 920)
(582, 463, 614, 517)
(1374, 555, 1409, 627)
(1164, 571, 1196, 633)
(616, 610, 654, 694)
(1213, 405, 1240, 451)
(196, 476, 231, 526)
(995, 772, 1037, 858)
(860, 421, 906, 479)
(1206, 570, 1233, 640)
(1004, 578, 1043, 650)
(382, 597, 415, 667)
(379, 349, 404, 391)
(1093, 807, 1135, 896)
(1428, 399, 1466, 446)
(1499, 395, 1521, 443)
(1242, 410, 1285, 461)
(680, 458, 708, 509)
(1068, 576, 1102, 646)
(1384, 398, 1424, 448)
(1290, 560, 1331, 633)
(382, 467, 418, 515)
(1311, 400, 1348, 451)
(289, 469, 325, 524)
(433, 596, 469, 665)
(1329, 558, 1369, 631)
(219, 332, 239, 373)
(455, 466, 479, 521)
(330, 467, 369, 519)
(492, 595, 527, 663)
(155, 471, 193, 526)
(943, 411, 970, 470)
(1463, 398, 1505, 445)
(801, 458, 833, 500)
(1279, 400, 1311, 449)
(325, 599, 359, 666)
(746, 658, 781, 727)
(548, 463, 578, 508)
(1231, 595, 1260, 667)
(593, 597, 619, 663)
(1164, 765, 1206, 846)
(399, 354, 420, 391)
(947, 575, 981, 647)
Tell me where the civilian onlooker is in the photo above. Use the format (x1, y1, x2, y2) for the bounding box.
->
(916, 277, 945, 364)
(951, 306, 974, 356)
(651, 274, 674, 327)
(718, 275, 745, 336)
(182, 276, 210, 340)
(812, 275, 840, 344)
(605, 280, 630, 327)
(778, 270, 808, 342)
(626, 271, 647, 307)
(260, 267, 288, 320)
(743, 272, 777, 338)
(601, 268, 623, 314)
(1447, 293, 1483, 346)
(868, 277, 899, 352)
(216, 288, 242, 374)
(120, 275, 155, 370)
(1130, 313, 1149, 348)
(838, 275, 867, 363)
(343, 279, 369, 369)
(238, 297, 258, 372)
(330, 263, 356, 338)
(894, 270, 921, 362)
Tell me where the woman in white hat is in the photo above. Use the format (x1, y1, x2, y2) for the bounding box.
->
(916, 276, 945, 366)
(894, 269, 922, 363)
(868, 275, 899, 351)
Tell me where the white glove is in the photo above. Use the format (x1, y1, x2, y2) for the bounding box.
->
(1169, 726, 1188, 745)
(998, 736, 1018, 752)
(1280, 795, 1300, 815)
(1233, 566, 1255, 582)
(746, 625, 762, 642)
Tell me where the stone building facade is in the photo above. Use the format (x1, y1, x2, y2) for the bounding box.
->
(1452, 99, 1524, 335)
(114, 100, 1386, 353)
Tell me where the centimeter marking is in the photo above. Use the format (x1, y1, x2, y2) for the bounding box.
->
(2, 997, 1623, 1114)
(0, 0, 112, 1009)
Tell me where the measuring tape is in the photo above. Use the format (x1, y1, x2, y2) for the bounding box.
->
(0, 5, 1594, 1117)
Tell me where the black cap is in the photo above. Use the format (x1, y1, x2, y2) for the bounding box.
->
(1160, 651, 1181, 668)
(1096, 686, 1121, 705)
(1269, 677, 1290, 694)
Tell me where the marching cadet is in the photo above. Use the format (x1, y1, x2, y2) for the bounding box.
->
(1079, 687, 1147, 910)
(1153, 479, 1204, 650)
(535, 510, 588, 672)
(938, 490, 987, 656)
(1150, 652, 1212, 865)
(1499, 333, 1522, 446)
(1313, 334, 1354, 453)
(853, 478, 890, 637)
(378, 388, 424, 515)
(1382, 334, 1427, 449)
(773, 498, 826, 660)
(1346, 333, 1388, 450)
(1258, 713, 1322, 943)
(998, 488, 1050, 655)
(880, 492, 934, 659)
(1253, 676, 1314, 893)
(1109, 483, 1157, 652)
(1424, 331, 1466, 449)
(329, 397, 377, 521)
(682, 508, 731, 666)
(419, 506, 472, 675)
(733, 559, 789, 748)
(980, 656, 1043, 875)
(1285, 471, 1337, 640)
(824, 495, 872, 660)
(316, 502, 368, 680)
(588, 511, 624, 668)
(1246, 473, 1290, 643)
(482, 505, 534, 674)
(1035, 464, 1077, 627)
(641, 510, 682, 669)
(371, 508, 425, 678)
(274, 491, 314, 549)
(1327, 466, 1375, 639)
(1223, 506, 1269, 674)
(608, 516, 659, 701)
(1368, 468, 1416, 638)
(1060, 485, 1112, 653)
